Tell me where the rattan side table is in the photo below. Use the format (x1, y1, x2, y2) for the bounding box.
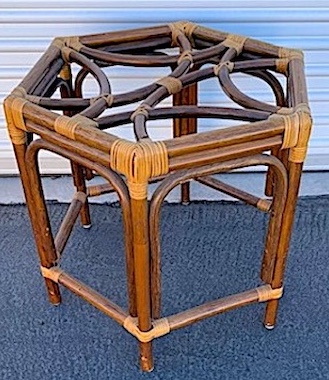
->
(4, 21, 312, 371)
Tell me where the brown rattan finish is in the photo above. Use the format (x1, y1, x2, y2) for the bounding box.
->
(4, 21, 312, 371)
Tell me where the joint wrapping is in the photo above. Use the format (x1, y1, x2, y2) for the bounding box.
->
(4, 96, 28, 145)
(61, 47, 73, 64)
(289, 103, 312, 163)
(257, 285, 283, 303)
(90, 94, 114, 107)
(269, 112, 299, 150)
(54, 114, 98, 140)
(123, 316, 170, 342)
(222, 34, 247, 55)
(177, 50, 193, 65)
(110, 138, 169, 200)
(65, 36, 84, 52)
(74, 191, 87, 204)
(130, 104, 152, 121)
(157, 77, 183, 95)
(279, 47, 304, 61)
(40, 266, 63, 283)
(213, 61, 234, 76)
(276, 58, 290, 74)
(256, 199, 271, 212)
(12, 86, 27, 98)
(169, 21, 197, 47)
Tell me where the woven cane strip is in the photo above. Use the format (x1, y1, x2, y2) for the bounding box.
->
(276, 58, 290, 74)
(157, 77, 183, 95)
(177, 50, 193, 65)
(40, 266, 63, 283)
(123, 316, 170, 343)
(257, 285, 283, 303)
(213, 61, 234, 76)
(65, 36, 84, 52)
(110, 139, 169, 200)
(59, 64, 71, 81)
(130, 104, 152, 121)
(222, 34, 247, 55)
(289, 103, 312, 163)
(90, 94, 114, 107)
(278, 47, 304, 60)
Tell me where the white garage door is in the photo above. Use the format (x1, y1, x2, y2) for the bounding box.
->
(0, 0, 328, 174)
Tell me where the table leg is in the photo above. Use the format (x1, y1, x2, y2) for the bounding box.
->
(131, 196, 153, 371)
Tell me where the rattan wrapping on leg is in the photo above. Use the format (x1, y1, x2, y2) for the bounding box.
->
(40, 266, 64, 283)
(289, 104, 313, 163)
(123, 316, 170, 342)
(256, 199, 272, 212)
(110, 139, 169, 200)
(4, 96, 28, 145)
(257, 285, 283, 303)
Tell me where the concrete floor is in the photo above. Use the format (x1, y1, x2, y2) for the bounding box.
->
(1, 172, 329, 204)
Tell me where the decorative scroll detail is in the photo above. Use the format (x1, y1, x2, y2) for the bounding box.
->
(222, 34, 248, 55)
(123, 316, 170, 343)
(257, 285, 283, 303)
(110, 138, 169, 200)
(157, 77, 183, 95)
(40, 266, 64, 283)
